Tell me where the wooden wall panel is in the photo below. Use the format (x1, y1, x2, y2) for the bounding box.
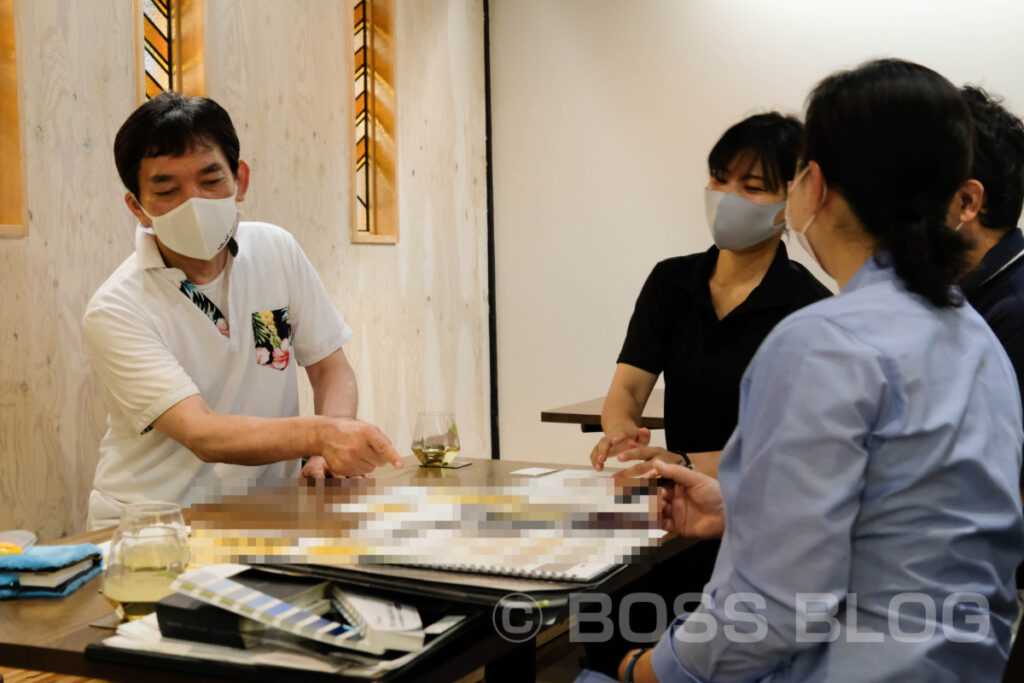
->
(204, 0, 490, 465)
(0, 0, 489, 539)
(0, 0, 137, 540)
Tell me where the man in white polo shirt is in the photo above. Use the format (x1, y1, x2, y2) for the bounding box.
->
(83, 93, 402, 529)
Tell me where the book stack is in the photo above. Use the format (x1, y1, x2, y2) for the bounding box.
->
(0, 542, 103, 600)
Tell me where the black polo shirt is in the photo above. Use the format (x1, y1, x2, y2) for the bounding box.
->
(617, 241, 832, 454)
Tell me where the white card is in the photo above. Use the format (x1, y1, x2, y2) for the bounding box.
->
(509, 467, 558, 477)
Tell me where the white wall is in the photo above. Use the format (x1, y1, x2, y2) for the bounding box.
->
(490, 0, 1024, 465)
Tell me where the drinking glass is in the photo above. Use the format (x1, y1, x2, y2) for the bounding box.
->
(102, 502, 189, 621)
(119, 501, 187, 538)
(411, 412, 461, 467)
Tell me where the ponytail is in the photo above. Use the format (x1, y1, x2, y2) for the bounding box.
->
(870, 209, 969, 307)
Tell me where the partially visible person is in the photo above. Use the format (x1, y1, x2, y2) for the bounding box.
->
(581, 113, 831, 678)
(947, 84, 1024, 638)
(590, 112, 831, 480)
(84, 93, 402, 530)
(950, 86, 1024, 406)
(581, 58, 1024, 683)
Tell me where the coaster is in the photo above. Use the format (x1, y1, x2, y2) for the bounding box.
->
(89, 612, 123, 630)
(418, 460, 472, 469)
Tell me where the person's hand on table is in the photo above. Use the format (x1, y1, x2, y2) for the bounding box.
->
(590, 427, 652, 472)
(611, 445, 687, 481)
(651, 459, 725, 539)
(300, 454, 375, 480)
(316, 417, 404, 476)
(300, 455, 332, 479)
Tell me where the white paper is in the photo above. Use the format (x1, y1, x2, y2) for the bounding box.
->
(107, 614, 343, 673)
(344, 591, 422, 632)
(424, 614, 466, 635)
(196, 563, 249, 578)
(509, 467, 558, 477)
(545, 469, 595, 480)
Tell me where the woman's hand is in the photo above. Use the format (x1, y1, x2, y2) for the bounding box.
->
(611, 446, 686, 480)
(651, 459, 726, 539)
(590, 427, 652, 472)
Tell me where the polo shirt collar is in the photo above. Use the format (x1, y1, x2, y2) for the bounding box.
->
(134, 225, 239, 282)
(746, 240, 801, 308)
(135, 225, 166, 269)
(686, 240, 801, 311)
(961, 227, 1024, 294)
(134, 224, 187, 282)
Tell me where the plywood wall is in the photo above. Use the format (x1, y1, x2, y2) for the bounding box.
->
(0, 0, 489, 540)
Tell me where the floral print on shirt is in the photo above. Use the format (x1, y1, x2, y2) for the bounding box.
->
(180, 281, 230, 338)
(252, 306, 292, 371)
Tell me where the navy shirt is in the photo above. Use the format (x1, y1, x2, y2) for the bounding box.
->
(962, 227, 1024, 418)
(617, 241, 832, 453)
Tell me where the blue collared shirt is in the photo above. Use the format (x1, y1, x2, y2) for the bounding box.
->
(651, 254, 1024, 682)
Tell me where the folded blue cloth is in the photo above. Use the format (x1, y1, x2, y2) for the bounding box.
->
(0, 543, 102, 599)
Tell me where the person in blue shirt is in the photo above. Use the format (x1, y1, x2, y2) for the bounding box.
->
(584, 59, 1024, 683)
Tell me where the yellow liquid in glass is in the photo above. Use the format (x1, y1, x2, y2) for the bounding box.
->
(103, 571, 177, 621)
(413, 444, 460, 466)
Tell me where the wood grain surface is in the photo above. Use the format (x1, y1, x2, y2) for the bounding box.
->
(0, 0, 490, 542)
(0, 0, 137, 541)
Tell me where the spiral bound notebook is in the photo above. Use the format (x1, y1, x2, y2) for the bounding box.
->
(408, 561, 615, 582)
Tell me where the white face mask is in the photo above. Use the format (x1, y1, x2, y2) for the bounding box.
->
(785, 166, 827, 267)
(704, 189, 786, 251)
(139, 195, 240, 261)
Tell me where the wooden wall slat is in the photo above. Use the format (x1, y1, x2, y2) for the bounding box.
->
(0, 0, 489, 539)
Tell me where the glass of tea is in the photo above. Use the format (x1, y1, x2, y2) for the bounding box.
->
(102, 503, 189, 621)
(411, 411, 461, 467)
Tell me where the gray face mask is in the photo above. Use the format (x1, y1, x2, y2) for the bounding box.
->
(704, 189, 786, 251)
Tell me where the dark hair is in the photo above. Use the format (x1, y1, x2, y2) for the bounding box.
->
(708, 112, 804, 194)
(961, 85, 1024, 232)
(801, 58, 973, 308)
(113, 92, 240, 198)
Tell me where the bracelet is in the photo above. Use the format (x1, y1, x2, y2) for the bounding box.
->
(675, 451, 693, 470)
(624, 647, 649, 683)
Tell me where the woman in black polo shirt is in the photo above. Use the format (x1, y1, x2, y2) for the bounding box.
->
(590, 112, 832, 477)
(581, 113, 833, 677)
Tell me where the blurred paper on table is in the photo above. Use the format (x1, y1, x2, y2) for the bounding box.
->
(186, 477, 661, 571)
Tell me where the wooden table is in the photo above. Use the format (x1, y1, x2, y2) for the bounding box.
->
(541, 389, 665, 433)
(0, 456, 690, 682)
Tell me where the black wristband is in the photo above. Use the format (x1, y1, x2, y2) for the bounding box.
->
(624, 647, 649, 683)
(675, 451, 693, 469)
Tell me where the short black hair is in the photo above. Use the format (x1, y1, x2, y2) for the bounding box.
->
(708, 112, 804, 194)
(961, 85, 1024, 232)
(113, 92, 240, 198)
(802, 58, 973, 308)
